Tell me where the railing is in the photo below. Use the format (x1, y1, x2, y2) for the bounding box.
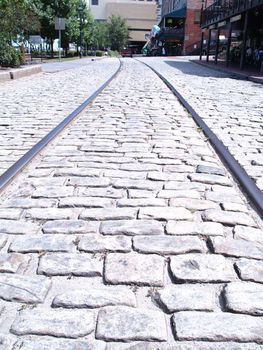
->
(159, 27, 185, 39)
(201, 0, 263, 27)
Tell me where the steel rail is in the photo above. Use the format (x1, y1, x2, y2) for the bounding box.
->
(0, 59, 122, 192)
(139, 59, 263, 219)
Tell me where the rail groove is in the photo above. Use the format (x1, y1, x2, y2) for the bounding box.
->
(0, 60, 122, 192)
(138, 59, 263, 219)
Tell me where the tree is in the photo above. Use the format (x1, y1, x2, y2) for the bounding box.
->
(91, 21, 109, 50)
(107, 15, 129, 51)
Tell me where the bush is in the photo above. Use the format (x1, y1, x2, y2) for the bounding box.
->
(0, 41, 23, 67)
(95, 50, 103, 57)
(108, 50, 119, 57)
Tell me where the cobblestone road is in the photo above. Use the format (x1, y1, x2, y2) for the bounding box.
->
(0, 59, 263, 349)
(0, 57, 119, 175)
(137, 57, 263, 192)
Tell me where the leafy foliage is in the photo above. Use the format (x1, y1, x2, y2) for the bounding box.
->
(107, 15, 129, 51)
(0, 40, 23, 66)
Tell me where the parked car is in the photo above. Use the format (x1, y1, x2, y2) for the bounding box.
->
(121, 48, 133, 57)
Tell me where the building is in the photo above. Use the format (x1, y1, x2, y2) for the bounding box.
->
(200, 0, 263, 71)
(87, 0, 157, 51)
(144, 0, 212, 56)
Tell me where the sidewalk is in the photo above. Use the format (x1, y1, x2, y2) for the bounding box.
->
(193, 58, 263, 85)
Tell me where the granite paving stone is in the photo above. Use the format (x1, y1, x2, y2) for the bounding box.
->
(170, 253, 237, 282)
(166, 221, 224, 236)
(235, 258, 263, 283)
(11, 308, 95, 338)
(104, 253, 164, 286)
(52, 286, 136, 308)
(96, 306, 167, 341)
(78, 234, 131, 252)
(42, 219, 99, 234)
(16, 338, 106, 350)
(172, 311, 263, 342)
(38, 253, 103, 276)
(100, 220, 163, 236)
(0, 253, 30, 273)
(0, 274, 51, 303)
(202, 209, 257, 227)
(224, 282, 263, 315)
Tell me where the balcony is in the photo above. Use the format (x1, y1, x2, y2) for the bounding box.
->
(201, 0, 263, 27)
(158, 27, 185, 40)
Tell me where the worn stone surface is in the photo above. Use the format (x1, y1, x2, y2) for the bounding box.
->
(96, 306, 167, 341)
(105, 253, 164, 286)
(211, 237, 263, 260)
(167, 342, 263, 350)
(188, 173, 232, 186)
(234, 225, 263, 243)
(139, 207, 193, 221)
(0, 235, 8, 250)
(0, 273, 51, 303)
(172, 311, 263, 342)
(225, 282, 263, 315)
(0, 220, 40, 235)
(80, 208, 137, 221)
(11, 308, 95, 338)
(170, 198, 217, 211)
(170, 254, 237, 282)
(52, 286, 136, 308)
(133, 236, 207, 255)
(202, 209, 256, 227)
(9, 235, 74, 253)
(0, 253, 30, 273)
(38, 253, 102, 276)
(59, 197, 115, 208)
(0, 334, 15, 350)
(17, 338, 106, 350)
(157, 284, 217, 312)
(0, 208, 22, 220)
(25, 208, 73, 220)
(100, 220, 163, 236)
(42, 219, 99, 234)
(166, 221, 224, 236)
(78, 235, 131, 252)
(235, 258, 263, 283)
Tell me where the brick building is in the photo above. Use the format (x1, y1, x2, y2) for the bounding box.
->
(145, 0, 214, 55)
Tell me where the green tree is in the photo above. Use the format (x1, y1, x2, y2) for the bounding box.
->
(107, 15, 129, 51)
(91, 21, 109, 50)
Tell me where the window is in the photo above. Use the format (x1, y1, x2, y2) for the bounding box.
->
(92, 0, 98, 5)
(194, 10, 201, 24)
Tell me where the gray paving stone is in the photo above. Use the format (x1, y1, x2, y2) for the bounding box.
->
(113, 179, 161, 191)
(157, 284, 218, 312)
(167, 342, 263, 350)
(96, 306, 167, 341)
(59, 197, 115, 208)
(0, 253, 30, 273)
(11, 308, 95, 338)
(188, 173, 232, 186)
(78, 187, 124, 198)
(205, 191, 244, 204)
(25, 208, 74, 220)
(105, 253, 164, 286)
(170, 198, 218, 211)
(211, 237, 263, 260)
(0, 220, 40, 235)
(17, 338, 106, 350)
(202, 209, 257, 227)
(128, 189, 156, 198)
(0, 208, 22, 220)
(9, 235, 74, 253)
(234, 225, 263, 243)
(100, 220, 163, 236)
(147, 172, 185, 182)
(170, 253, 237, 282)
(0, 334, 15, 350)
(32, 186, 74, 198)
(78, 235, 131, 252)
(139, 207, 193, 221)
(225, 282, 263, 315)
(157, 190, 200, 199)
(117, 198, 166, 207)
(66, 177, 111, 187)
(80, 208, 137, 221)
(172, 311, 263, 342)
(196, 165, 226, 176)
(42, 219, 99, 234)
(38, 253, 102, 276)
(0, 273, 51, 303)
(235, 258, 263, 283)
(133, 236, 207, 255)
(166, 221, 224, 236)
(2, 198, 57, 208)
(52, 286, 136, 308)
(221, 202, 249, 212)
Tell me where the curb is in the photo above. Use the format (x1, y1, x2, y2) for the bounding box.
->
(0, 65, 42, 82)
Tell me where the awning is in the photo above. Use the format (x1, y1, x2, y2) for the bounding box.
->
(164, 6, 186, 19)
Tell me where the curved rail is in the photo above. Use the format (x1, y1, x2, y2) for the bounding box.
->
(138, 59, 263, 219)
(0, 59, 122, 192)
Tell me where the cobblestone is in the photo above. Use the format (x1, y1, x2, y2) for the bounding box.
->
(0, 58, 262, 347)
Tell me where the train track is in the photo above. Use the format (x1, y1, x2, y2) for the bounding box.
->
(0, 57, 262, 219)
